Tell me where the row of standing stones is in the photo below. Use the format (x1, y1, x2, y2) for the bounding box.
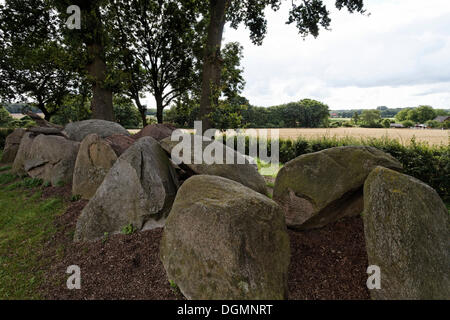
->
(2, 119, 449, 300)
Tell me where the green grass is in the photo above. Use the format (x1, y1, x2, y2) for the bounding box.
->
(0, 173, 66, 299)
(0, 165, 12, 172)
(257, 158, 282, 177)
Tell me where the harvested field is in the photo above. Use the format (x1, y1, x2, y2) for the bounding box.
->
(243, 128, 449, 146)
(129, 127, 449, 146)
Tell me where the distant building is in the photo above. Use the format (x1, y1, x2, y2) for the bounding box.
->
(433, 116, 450, 123)
(390, 123, 405, 128)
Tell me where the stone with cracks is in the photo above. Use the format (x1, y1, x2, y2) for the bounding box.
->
(160, 175, 290, 300)
(72, 134, 118, 200)
(363, 167, 450, 300)
(74, 137, 178, 242)
(12, 132, 37, 175)
(273, 146, 402, 230)
(2, 128, 25, 163)
(24, 135, 80, 185)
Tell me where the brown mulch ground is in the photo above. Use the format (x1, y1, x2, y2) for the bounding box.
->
(288, 217, 370, 300)
(38, 185, 369, 300)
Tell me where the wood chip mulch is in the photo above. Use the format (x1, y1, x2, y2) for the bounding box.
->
(38, 186, 369, 300)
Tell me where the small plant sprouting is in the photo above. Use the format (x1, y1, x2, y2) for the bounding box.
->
(121, 224, 135, 235)
(169, 280, 178, 289)
(43, 181, 51, 188)
(71, 194, 82, 202)
(102, 232, 109, 243)
(56, 180, 65, 187)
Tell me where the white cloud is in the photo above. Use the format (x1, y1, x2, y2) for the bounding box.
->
(222, 0, 450, 109)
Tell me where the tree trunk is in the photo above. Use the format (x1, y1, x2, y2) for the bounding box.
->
(198, 0, 229, 132)
(133, 95, 147, 127)
(87, 43, 114, 121)
(155, 94, 164, 124)
(39, 103, 51, 121)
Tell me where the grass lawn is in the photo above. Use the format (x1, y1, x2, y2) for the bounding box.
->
(0, 169, 66, 299)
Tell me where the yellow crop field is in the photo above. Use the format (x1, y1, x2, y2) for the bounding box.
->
(241, 128, 449, 146)
(131, 127, 449, 146)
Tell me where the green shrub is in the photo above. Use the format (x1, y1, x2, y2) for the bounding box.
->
(222, 135, 449, 202)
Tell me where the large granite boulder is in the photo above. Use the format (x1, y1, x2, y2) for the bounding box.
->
(160, 134, 267, 195)
(63, 120, 130, 142)
(72, 134, 118, 200)
(273, 146, 402, 230)
(133, 123, 176, 141)
(160, 175, 290, 300)
(12, 132, 37, 175)
(74, 137, 178, 242)
(23, 135, 80, 185)
(2, 128, 25, 163)
(363, 167, 450, 300)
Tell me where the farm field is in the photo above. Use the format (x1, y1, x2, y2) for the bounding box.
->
(238, 128, 449, 146)
(130, 127, 449, 146)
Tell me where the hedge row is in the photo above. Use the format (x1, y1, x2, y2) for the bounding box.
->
(221, 135, 449, 202)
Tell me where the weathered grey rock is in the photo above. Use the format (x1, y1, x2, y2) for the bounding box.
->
(2, 128, 25, 163)
(160, 134, 267, 195)
(23, 135, 80, 185)
(12, 132, 36, 175)
(133, 123, 176, 141)
(72, 134, 118, 200)
(273, 146, 402, 230)
(363, 167, 450, 300)
(63, 120, 130, 142)
(74, 137, 178, 242)
(160, 175, 290, 300)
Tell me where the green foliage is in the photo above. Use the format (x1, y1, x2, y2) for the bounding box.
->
(382, 118, 392, 128)
(224, 135, 449, 202)
(167, 98, 331, 129)
(113, 96, 142, 129)
(402, 120, 415, 128)
(121, 223, 136, 235)
(0, 173, 18, 185)
(0, 1, 78, 120)
(49, 93, 91, 126)
(0, 106, 13, 126)
(395, 105, 442, 124)
(360, 110, 382, 127)
(70, 195, 82, 202)
(0, 165, 12, 172)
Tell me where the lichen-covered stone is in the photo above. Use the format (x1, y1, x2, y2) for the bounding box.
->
(160, 135, 267, 195)
(72, 134, 118, 200)
(63, 120, 130, 142)
(24, 135, 80, 185)
(160, 175, 290, 300)
(2, 128, 25, 163)
(273, 146, 402, 230)
(74, 137, 178, 241)
(363, 167, 450, 300)
(12, 132, 35, 175)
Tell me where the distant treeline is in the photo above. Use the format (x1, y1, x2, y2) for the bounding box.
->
(331, 106, 450, 119)
(165, 98, 330, 129)
(3, 103, 40, 114)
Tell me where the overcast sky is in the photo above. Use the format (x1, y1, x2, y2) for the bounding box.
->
(213, 0, 450, 110)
